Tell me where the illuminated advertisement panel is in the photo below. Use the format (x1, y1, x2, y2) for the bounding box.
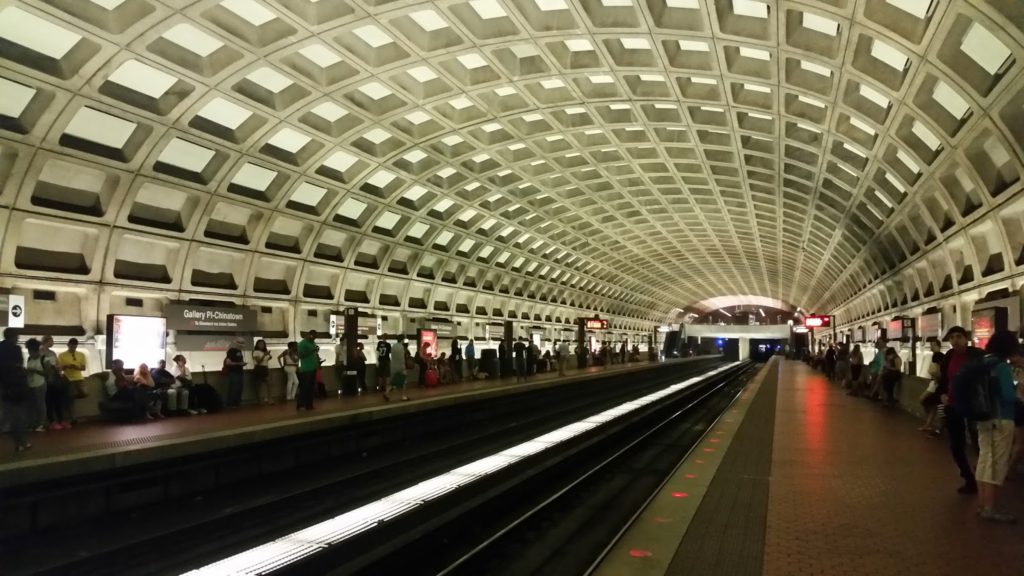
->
(971, 309, 997, 350)
(107, 315, 167, 369)
(417, 328, 438, 358)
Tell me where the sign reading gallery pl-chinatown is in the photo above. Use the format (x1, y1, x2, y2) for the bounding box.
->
(165, 304, 257, 332)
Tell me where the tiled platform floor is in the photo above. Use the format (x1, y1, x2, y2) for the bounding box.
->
(0, 359, 666, 466)
(764, 361, 1024, 576)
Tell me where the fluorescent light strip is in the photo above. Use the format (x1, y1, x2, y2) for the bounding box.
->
(183, 363, 740, 575)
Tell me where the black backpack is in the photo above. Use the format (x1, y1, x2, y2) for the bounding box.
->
(953, 355, 1000, 421)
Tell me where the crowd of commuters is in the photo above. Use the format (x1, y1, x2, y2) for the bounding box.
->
(0, 328, 648, 454)
(809, 326, 1024, 524)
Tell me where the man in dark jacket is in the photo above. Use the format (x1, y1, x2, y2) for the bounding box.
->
(937, 326, 983, 494)
(0, 328, 31, 451)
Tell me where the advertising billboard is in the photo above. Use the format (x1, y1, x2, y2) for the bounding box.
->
(106, 315, 167, 369)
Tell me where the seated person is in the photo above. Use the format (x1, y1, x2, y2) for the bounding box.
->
(171, 355, 219, 414)
(133, 363, 164, 419)
(151, 360, 176, 389)
(437, 352, 453, 385)
(154, 359, 194, 415)
(103, 359, 146, 421)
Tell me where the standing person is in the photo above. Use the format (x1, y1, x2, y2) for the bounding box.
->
(58, 338, 87, 425)
(973, 331, 1019, 523)
(513, 337, 527, 382)
(376, 337, 392, 393)
(881, 347, 902, 407)
(40, 336, 69, 430)
(498, 339, 508, 378)
(24, 339, 47, 432)
(333, 337, 347, 390)
(1007, 347, 1024, 478)
(849, 344, 865, 396)
(465, 339, 476, 377)
(557, 339, 571, 377)
(223, 338, 247, 408)
(451, 338, 463, 382)
(296, 330, 318, 411)
(824, 344, 837, 379)
(252, 340, 272, 405)
(525, 339, 536, 377)
(385, 338, 409, 402)
(619, 341, 627, 364)
(416, 343, 428, 387)
(866, 341, 886, 400)
(351, 342, 367, 394)
(938, 326, 982, 495)
(834, 343, 851, 389)
(277, 342, 300, 401)
(920, 341, 945, 435)
(0, 328, 30, 452)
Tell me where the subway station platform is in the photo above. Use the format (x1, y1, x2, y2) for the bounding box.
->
(597, 359, 1024, 576)
(0, 357, 688, 489)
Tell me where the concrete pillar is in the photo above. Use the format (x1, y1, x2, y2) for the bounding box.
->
(739, 338, 749, 361)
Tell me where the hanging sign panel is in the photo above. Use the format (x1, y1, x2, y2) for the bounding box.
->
(166, 304, 256, 332)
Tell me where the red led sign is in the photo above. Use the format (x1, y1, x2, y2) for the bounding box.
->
(803, 315, 831, 328)
(585, 318, 608, 330)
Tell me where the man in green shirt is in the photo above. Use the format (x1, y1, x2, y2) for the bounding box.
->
(296, 330, 318, 411)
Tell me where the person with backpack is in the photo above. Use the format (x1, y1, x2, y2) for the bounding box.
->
(968, 331, 1020, 522)
(939, 326, 983, 494)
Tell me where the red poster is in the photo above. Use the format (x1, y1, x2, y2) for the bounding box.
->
(418, 329, 438, 359)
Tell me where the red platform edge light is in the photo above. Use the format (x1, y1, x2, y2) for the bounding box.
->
(629, 549, 654, 558)
(671, 491, 689, 498)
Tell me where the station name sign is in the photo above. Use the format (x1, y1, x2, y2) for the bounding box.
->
(166, 304, 257, 332)
(584, 318, 608, 330)
(803, 315, 831, 329)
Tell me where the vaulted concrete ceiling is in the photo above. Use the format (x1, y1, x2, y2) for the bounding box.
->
(0, 0, 1022, 324)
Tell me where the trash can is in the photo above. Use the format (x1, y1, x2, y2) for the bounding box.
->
(340, 370, 360, 396)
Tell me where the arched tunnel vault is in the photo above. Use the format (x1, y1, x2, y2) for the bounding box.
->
(0, 0, 1023, 336)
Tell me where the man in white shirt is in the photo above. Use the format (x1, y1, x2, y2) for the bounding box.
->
(557, 340, 571, 377)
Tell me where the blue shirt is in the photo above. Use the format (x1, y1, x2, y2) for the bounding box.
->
(465, 342, 475, 360)
(988, 358, 1017, 421)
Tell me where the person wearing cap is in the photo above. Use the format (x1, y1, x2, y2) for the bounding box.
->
(223, 337, 247, 408)
(937, 326, 983, 494)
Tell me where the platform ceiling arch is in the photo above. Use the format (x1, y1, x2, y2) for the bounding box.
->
(0, 0, 1023, 326)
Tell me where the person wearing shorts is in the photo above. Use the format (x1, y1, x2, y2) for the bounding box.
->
(974, 331, 1019, 523)
(376, 337, 391, 393)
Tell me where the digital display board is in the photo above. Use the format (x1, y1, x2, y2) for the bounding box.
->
(803, 315, 831, 328)
(919, 313, 941, 341)
(107, 315, 167, 370)
(585, 318, 608, 330)
(888, 319, 903, 340)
